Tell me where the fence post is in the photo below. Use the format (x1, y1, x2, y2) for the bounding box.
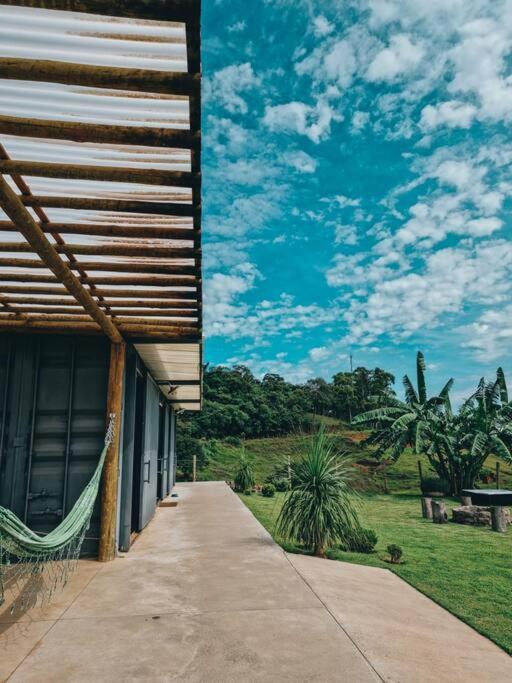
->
(193, 453, 197, 482)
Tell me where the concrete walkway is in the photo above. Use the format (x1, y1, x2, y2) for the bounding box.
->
(1, 482, 510, 682)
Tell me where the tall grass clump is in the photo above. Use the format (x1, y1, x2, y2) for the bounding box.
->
(234, 452, 255, 492)
(276, 426, 360, 557)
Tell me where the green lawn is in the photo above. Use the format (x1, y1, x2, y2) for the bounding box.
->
(240, 491, 512, 655)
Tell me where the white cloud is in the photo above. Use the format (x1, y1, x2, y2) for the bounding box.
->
(227, 20, 246, 33)
(204, 63, 260, 114)
(459, 305, 512, 361)
(331, 240, 512, 345)
(206, 289, 339, 343)
(296, 37, 357, 90)
(366, 34, 424, 82)
(420, 101, 478, 130)
(352, 110, 370, 131)
(283, 150, 318, 173)
(334, 224, 359, 246)
(313, 15, 334, 37)
(263, 99, 340, 143)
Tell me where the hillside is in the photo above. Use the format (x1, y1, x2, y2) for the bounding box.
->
(197, 426, 512, 494)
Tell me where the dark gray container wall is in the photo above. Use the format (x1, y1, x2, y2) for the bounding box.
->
(0, 334, 109, 556)
(118, 347, 177, 552)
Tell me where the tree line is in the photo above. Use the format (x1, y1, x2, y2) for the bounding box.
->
(176, 363, 395, 476)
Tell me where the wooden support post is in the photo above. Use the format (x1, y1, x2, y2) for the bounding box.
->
(98, 342, 126, 562)
(432, 500, 448, 524)
(417, 460, 423, 485)
(193, 454, 197, 483)
(421, 496, 433, 519)
(491, 506, 507, 533)
(496, 462, 501, 489)
(460, 495, 472, 506)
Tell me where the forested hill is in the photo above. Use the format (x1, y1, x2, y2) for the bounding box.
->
(180, 364, 396, 441)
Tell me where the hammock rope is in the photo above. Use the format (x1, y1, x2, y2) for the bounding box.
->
(0, 413, 116, 613)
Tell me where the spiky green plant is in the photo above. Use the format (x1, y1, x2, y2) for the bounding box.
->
(352, 351, 453, 475)
(276, 426, 360, 557)
(233, 452, 255, 492)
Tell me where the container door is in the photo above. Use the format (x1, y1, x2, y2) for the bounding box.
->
(159, 405, 170, 500)
(139, 374, 159, 529)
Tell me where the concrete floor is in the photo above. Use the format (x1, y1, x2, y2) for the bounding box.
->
(1, 482, 511, 682)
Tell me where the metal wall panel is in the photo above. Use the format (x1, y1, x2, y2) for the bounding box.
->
(0, 334, 108, 556)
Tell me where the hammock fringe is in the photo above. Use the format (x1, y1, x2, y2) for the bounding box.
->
(0, 414, 116, 613)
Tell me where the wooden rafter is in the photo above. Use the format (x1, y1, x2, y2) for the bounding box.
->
(0, 58, 199, 96)
(0, 221, 196, 241)
(0, 174, 123, 342)
(0, 115, 199, 148)
(0, 162, 199, 188)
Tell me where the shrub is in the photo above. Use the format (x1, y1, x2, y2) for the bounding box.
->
(342, 527, 378, 554)
(224, 435, 242, 447)
(233, 454, 255, 493)
(274, 478, 289, 492)
(261, 483, 276, 497)
(387, 544, 403, 564)
(276, 426, 360, 557)
(420, 477, 450, 495)
(243, 488, 252, 496)
(478, 466, 495, 483)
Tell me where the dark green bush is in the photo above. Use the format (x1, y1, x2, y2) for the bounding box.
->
(342, 527, 378, 553)
(261, 483, 276, 497)
(420, 477, 450, 495)
(478, 466, 494, 482)
(224, 435, 242, 447)
(274, 478, 289, 492)
(387, 544, 403, 564)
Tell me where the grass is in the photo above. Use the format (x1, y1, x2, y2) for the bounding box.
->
(240, 491, 512, 655)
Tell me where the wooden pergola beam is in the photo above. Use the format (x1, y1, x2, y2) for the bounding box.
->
(0, 316, 199, 336)
(0, 174, 123, 342)
(0, 285, 197, 299)
(0, 242, 196, 258)
(0, 162, 199, 188)
(0, 257, 197, 275)
(0, 221, 196, 241)
(0, 272, 198, 286)
(8, 306, 198, 317)
(0, 58, 199, 96)
(0, 115, 199, 149)
(0, 0, 200, 22)
(5, 295, 198, 308)
(20, 196, 197, 217)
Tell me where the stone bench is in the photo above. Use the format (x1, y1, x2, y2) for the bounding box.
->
(452, 505, 511, 527)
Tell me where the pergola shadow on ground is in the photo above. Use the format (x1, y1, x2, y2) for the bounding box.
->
(1, 482, 511, 682)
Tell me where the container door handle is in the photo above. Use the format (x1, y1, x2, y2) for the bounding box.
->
(144, 460, 151, 483)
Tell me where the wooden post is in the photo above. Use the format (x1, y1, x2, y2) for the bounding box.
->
(496, 462, 501, 489)
(192, 453, 197, 483)
(460, 495, 472, 506)
(417, 460, 423, 485)
(421, 497, 433, 519)
(98, 342, 126, 562)
(491, 506, 507, 533)
(432, 500, 448, 523)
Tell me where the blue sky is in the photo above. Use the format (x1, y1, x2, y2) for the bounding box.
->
(201, 0, 512, 401)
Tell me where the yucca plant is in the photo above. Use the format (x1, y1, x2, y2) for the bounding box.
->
(276, 426, 360, 557)
(233, 452, 255, 492)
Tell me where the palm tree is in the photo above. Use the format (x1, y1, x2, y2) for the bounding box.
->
(276, 426, 360, 557)
(453, 369, 512, 489)
(353, 352, 453, 462)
